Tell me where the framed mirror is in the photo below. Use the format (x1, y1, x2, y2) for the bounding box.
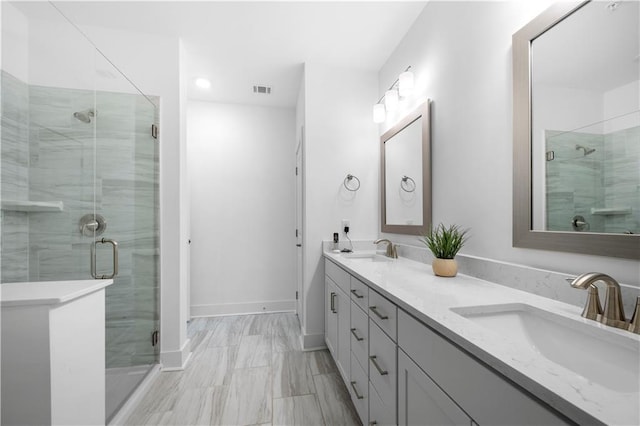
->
(513, 1, 640, 259)
(381, 101, 431, 235)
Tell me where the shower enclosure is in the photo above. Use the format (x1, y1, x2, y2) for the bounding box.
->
(1, 2, 159, 421)
(543, 113, 640, 234)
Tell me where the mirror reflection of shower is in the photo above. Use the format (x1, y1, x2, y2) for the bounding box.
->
(575, 144, 596, 156)
(73, 108, 95, 123)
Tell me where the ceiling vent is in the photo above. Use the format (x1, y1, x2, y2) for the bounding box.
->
(253, 85, 272, 94)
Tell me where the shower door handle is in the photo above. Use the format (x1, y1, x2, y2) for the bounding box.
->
(91, 238, 119, 279)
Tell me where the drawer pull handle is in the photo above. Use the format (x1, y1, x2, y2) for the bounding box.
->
(350, 328, 364, 341)
(370, 355, 388, 376)
(350, 381, 364, 399)
(369, 306, 389, 320)
(351, 289, 364, 299)
(330, 292, 337, 313)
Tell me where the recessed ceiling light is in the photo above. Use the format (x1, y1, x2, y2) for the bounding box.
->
(195, 78, 211, 89)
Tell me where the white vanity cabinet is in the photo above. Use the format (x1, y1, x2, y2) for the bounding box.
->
(324, 255, 574, 426)
(326, 259, 400, 425)
(325, 261, 351, 382)
(398, 310, 569, 426)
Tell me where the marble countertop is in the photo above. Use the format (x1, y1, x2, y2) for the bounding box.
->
(1, 280, 113, 307)
(324, 251, 640, 426)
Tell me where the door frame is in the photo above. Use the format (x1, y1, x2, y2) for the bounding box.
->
(295, 126, 305, 322)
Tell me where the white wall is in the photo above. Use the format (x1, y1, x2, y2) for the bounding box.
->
(188, 101, 297, 316)
(378, 1, 639, 285)
(604, 80, 640, 133)
(301, 63, 379, 348)
(1, 2, 29, 82)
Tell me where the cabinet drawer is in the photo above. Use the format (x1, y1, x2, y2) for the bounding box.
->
(350, 276, 369, 312)
(350, 353, 368, 425)
(325, 259, 350, 293)
(369, 381, 396, 426)
(368, 290, 397, 341)
(350, 300, 368, 369)
(398, 309, 568, 426)
(369, 320, 397, 409)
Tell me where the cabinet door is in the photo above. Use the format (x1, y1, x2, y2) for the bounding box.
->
(398, 350, 471, 426)
(325, 277, 338, 357)
(337, 287, 351, 382)
(398, 310, 568, 426)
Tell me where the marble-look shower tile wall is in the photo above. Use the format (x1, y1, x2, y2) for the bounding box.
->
(545, 130, 605, 232)
(28, 84, 96, 282)
(1, 71, 159, 368)
(603, 125, 640, 234)
(1, 71, 30, 282)
(545, 127, 640, 234)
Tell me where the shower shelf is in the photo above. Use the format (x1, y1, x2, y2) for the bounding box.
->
(1, 200, 64, 212)
(590, 207, 631, 216)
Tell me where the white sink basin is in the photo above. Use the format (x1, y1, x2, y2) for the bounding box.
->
(341, 252, 393, 262)
(451, 303, 640, 393)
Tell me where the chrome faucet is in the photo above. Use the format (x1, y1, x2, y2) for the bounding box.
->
(569, 272, 627, 330)
(374, 239, 398, 259)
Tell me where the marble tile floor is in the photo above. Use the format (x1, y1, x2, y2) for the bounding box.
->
(124, 313, 361, 426)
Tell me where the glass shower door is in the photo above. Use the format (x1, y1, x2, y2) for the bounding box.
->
(93, 55, 160, 421)
(1, 2, 160, 422)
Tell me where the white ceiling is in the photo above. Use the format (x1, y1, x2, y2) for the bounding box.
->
(41, 1, 428, 107)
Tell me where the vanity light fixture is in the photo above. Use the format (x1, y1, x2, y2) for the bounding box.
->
(385, 89, 399, 111)
(372, 65, 414, 123)
(195, 77, 211, 89)
(373, 104, 386, 123)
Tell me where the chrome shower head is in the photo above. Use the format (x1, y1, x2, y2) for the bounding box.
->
(575, 144, 596, 156)
(73, 109, 95, 124)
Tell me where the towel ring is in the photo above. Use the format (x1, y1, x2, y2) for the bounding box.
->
(344, 174, 361, 192)
(401, 176, 416, 193)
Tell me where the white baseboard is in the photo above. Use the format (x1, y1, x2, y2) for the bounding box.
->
(301, 331, 326, 351)
(108, 364, 161, 426)
(160, 338, 192, 371)
(190, 299, 296, 317)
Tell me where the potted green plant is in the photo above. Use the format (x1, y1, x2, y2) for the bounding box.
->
(420, 223, 469, 277)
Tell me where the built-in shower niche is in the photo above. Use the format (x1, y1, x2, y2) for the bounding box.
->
(545, 123, 640, 234)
